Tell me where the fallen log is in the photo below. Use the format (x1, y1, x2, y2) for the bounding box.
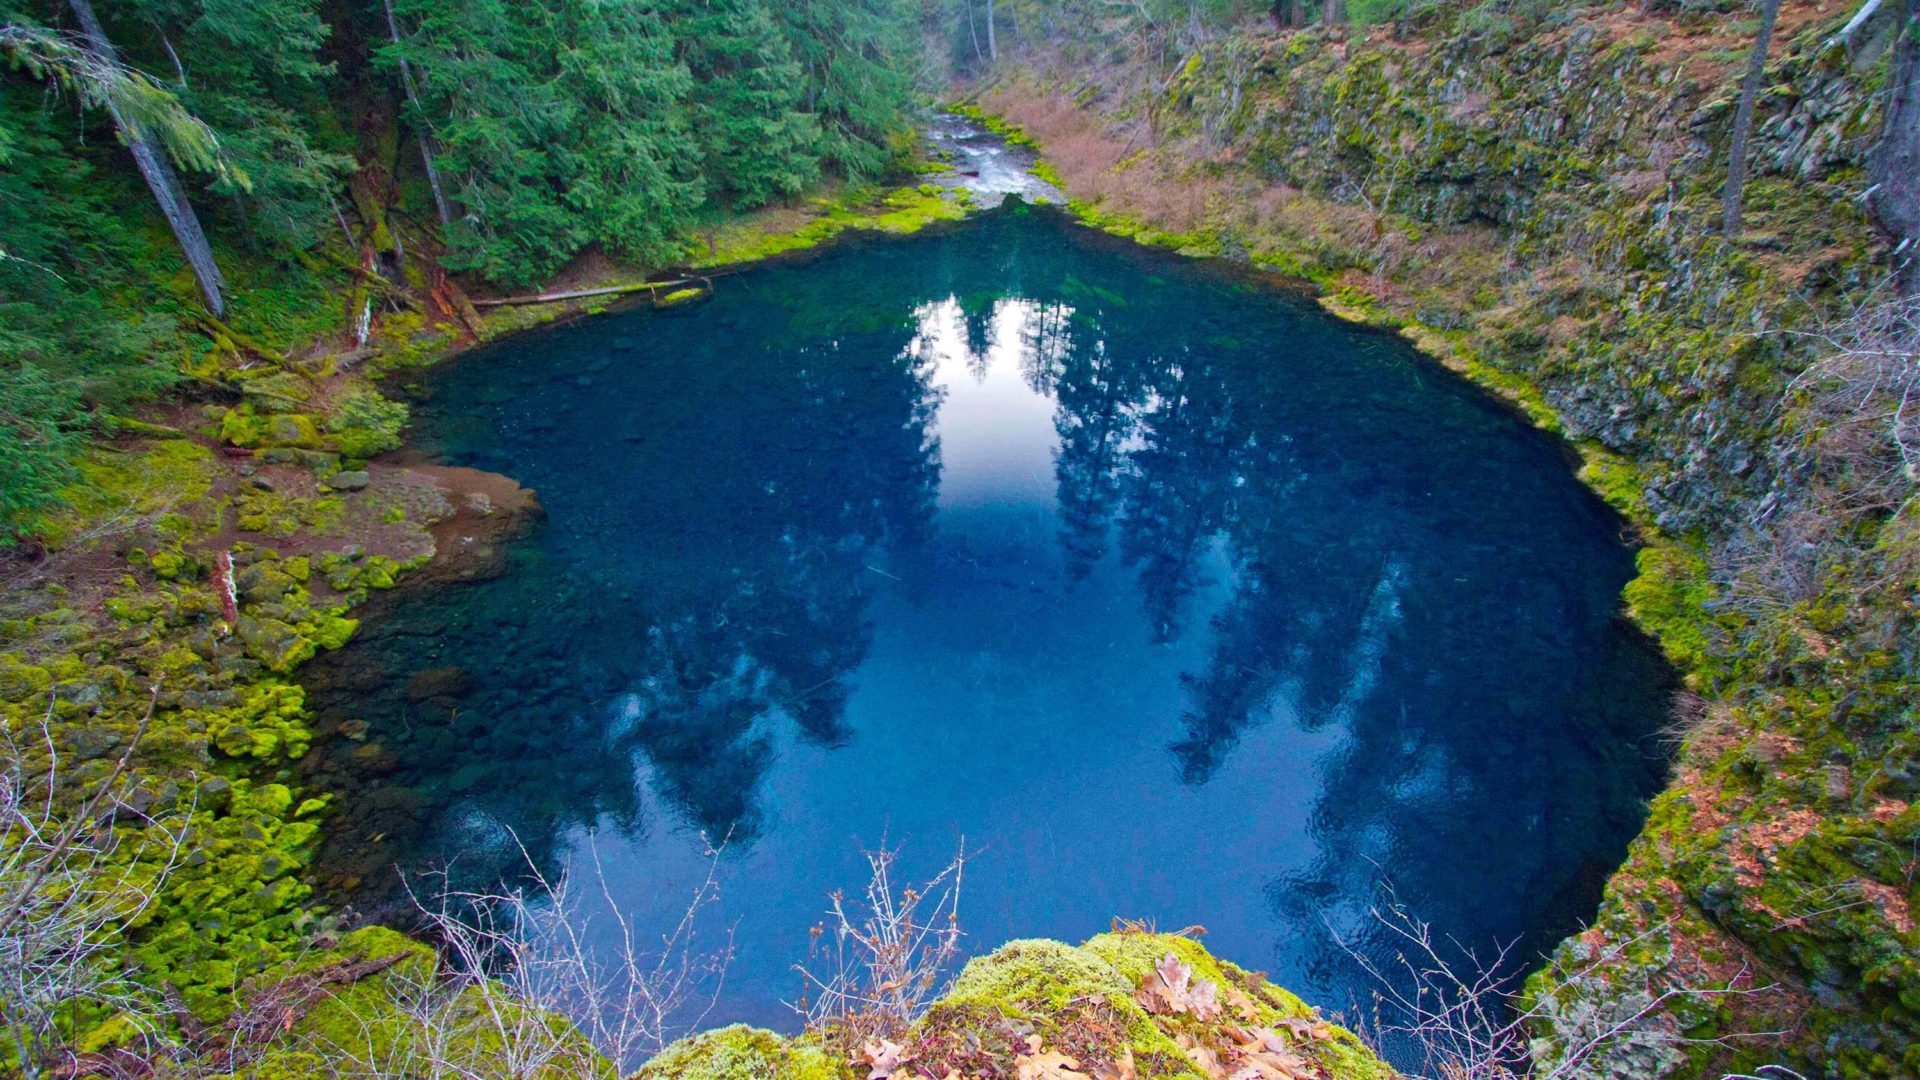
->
(471, 276, 709, 307)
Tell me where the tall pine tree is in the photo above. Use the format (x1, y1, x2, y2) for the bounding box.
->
(676, 0, 820, 210)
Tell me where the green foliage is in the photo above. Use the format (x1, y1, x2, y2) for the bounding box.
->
(777, 0, 920, 180)
(38, 0, 353, 247)
(383, 0, 705, 284)
(0, 358, 85, 534)
(0, 19, 234, 181)
(378, 0, 920, 282)
(678, 0, 822, 209)
(0, 0, 925, 539)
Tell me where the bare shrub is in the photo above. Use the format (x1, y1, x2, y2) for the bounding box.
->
(1787, 289, 1920, 515)
(1339, 894, 1782, 1080)
(1657, 689, 1746, 762)
(792, 840, 968, 1052)
(0, 688, 190, 1079)
(309, 834, 732, 1078)
(1715, 289, 1920, 616)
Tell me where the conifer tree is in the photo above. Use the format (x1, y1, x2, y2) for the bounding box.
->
(676, 0, 821, 210)
(779, 0, 919, 179)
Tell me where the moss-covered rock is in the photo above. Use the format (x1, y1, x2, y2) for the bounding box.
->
(642, 934, 1394, 1080)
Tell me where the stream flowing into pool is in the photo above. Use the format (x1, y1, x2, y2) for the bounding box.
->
(298, 205, 1673, 1061)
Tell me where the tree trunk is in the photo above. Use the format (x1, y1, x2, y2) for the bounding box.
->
(985, 0, 997, 64)
(1870, 0, 1920, 292)
(1831, 0, 1888, 51)
(383, 0, 453, 230)
(1723, 0, 1783, 238)
(67, 0, 226, 316)
(1324, 0, 1346, 25)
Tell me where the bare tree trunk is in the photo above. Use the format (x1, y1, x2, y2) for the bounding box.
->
(66, 0, 225, 316)
(383, 0, 452, 230)
(1870, 0, 1920, 293)
(985, 0, 997, 65)
(1324, 0, 1346, 25)
(1723, 0, 1783, 238)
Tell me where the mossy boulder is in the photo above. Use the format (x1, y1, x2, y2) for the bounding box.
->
(641, 934, 1394, 1080)
(0, 655, 54, 703)
(222, 407, 325, 450)
(235, 616, 318, 674)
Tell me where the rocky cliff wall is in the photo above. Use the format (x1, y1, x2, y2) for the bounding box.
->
(967, 4, 1919, 1075)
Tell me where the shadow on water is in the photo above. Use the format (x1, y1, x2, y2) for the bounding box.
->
(296, 205, 1674, 1057)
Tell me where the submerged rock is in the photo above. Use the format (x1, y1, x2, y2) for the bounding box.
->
(403, 665, 470, 702)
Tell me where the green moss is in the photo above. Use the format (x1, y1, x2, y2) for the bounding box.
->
(35, 440, 217, 551)
(641, 935, 1391, 1080)
(1622, 543, 1718, 676)
(1577, 447, 1652, 524)
(637, 1025, 841, 1080)
(222, 407, 324, 451)
(658, 286, 707, 306)
(946, 937, 1134, 1011)
(686, 184, 966, 271)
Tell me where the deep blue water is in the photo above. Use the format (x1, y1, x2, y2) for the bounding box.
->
(299, 206, 1671, 1051)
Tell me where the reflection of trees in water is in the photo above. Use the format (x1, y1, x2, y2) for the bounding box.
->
(616, 336, 942, 839)
(302, 318, 942, 910)
(1043, 313, 1140, 581)
(1118, 348, 1246, 644)
(1021, 287, 1671, 990)
(302, 211, 1669, 970)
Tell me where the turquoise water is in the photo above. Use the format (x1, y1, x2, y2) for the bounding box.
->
(299, 206, 1671, 1052)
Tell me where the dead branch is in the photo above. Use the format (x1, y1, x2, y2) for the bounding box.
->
(302, 829, 734, 1077)
(792, 838, 968, 1050)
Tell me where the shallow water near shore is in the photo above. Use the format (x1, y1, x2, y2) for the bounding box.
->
(298, 205, 1672, 1060)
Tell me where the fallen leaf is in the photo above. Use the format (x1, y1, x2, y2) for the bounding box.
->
(1091, 1047, 1138, 1080)
(1157, 953, 1192, 997)
(1275, 1016, 1333, 1043)
(1221, 1027, 1319, 1079)
(1175, 1032, 1229, 1078)
(1188, 977, 1222, 1020)
(861, 1037, 912, 1080)
(1016, 1045, 1090, 1080)
(1137, 953, 1228, 1019)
